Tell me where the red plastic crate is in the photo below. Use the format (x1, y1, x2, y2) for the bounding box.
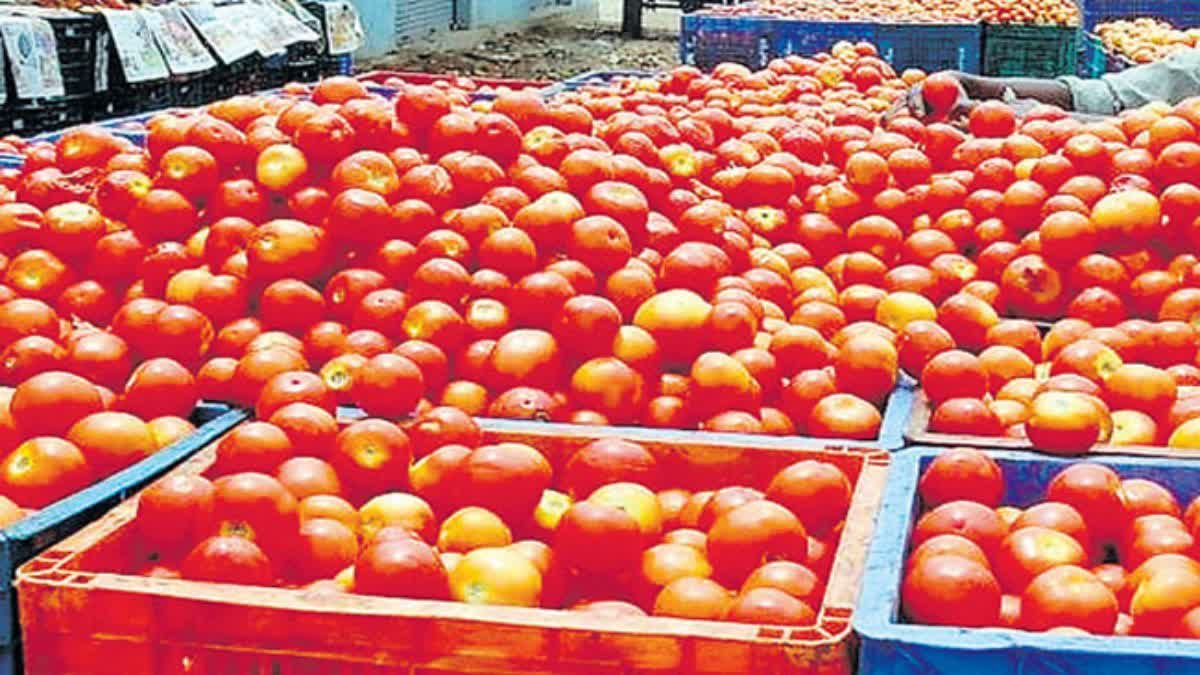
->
(16, 424, 888, 675)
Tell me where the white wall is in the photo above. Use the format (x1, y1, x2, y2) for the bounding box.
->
(349, 0, 600, 58)
(348, 0, 398, 58)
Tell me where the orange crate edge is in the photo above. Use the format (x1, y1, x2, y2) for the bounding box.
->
(15, 424, 889, 675)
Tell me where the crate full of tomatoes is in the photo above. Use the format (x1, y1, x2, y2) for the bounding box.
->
(17, 417, 888, 674)
(857, 446, 1200, 673)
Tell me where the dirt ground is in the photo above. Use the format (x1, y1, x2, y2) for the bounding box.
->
(359, 23, 680, 83)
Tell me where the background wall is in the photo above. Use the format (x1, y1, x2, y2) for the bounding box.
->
(348, 0, 600, 58)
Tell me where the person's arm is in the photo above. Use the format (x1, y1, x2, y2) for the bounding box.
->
(1060, 49, 1200, 115)
(902, 71, 1074, 120)
(956, 73, 1075, 110)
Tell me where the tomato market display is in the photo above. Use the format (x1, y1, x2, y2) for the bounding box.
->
(902, 447, 1200, 637)
(0, 52, 921, 442)
(131, 409, 854, 623)
(1096, 19, 1200, 65)
(701, 0, 1079, 26)
(2, 33, 1200, 543)
(3, 45, 1200, 456)
(15, 45, 1200, 673)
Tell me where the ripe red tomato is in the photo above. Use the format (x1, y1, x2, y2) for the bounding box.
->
(181, 536, 274, 585)
(211, 472, 298, 558)
(137, 474, 216, 559)
(902, 554, 1001, 626)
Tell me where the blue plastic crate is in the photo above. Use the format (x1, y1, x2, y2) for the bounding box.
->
(770, 18, 877, 61)
(680, 13, 780, 70)
(857, 446, 1200, 674)
(876, 23, 983, 74)
(338, 380, 915, 452)
(0, 404, 246, 675)
(1082, 0, 1200, 30)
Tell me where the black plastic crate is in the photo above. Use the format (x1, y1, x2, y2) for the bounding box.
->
(6, 95, 89, 135)
(301, 0, 333, 54)
(3, 14, 106, 109)
(982, 24, 1080, 77)
(286, 60, 321, 85)
(51, 14, 107, 99)
(95, 79, 172, 121)
(320, 54, 354, 77)
(203, 55, 266, 100)
(47, 14, 102, 69)
(259, 52, 290, 90)
(99, 34, 172, 120)
(287, 40, 323, 65)
(171, 71, 214, 108)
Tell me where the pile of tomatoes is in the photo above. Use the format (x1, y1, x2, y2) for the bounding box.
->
(699, 0, 978, 24)
(916, 314, 1200, 452)
(702, 0, 1078, 26)
(136, 403, 852, 622)
(552, 62, 1200, 454)
(0, 46, 919, 455)
(1096, 19, 1200, 65)
(905, 447, 1200, 637)
(0, 323, 198, 519)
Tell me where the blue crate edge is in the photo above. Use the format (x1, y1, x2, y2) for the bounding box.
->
(2, 406, 247, 544)
(0, 404, 245, 651)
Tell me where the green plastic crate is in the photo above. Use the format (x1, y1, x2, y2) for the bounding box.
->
(1078, 32, 1108, 77)
(982, 24, 1080, 77)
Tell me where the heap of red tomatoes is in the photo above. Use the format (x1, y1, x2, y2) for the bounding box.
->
(0, 46, 923, 462)
(0, 35, 1197, 613)
(137, 403, 852, 622)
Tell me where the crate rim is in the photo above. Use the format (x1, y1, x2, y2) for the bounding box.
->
(328, 380, 914, 453)
(17, 422, 892, 663)
(855, 445, 1200, 660)
(552, 68, 658, 95)
(355, 70, 553, 89)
